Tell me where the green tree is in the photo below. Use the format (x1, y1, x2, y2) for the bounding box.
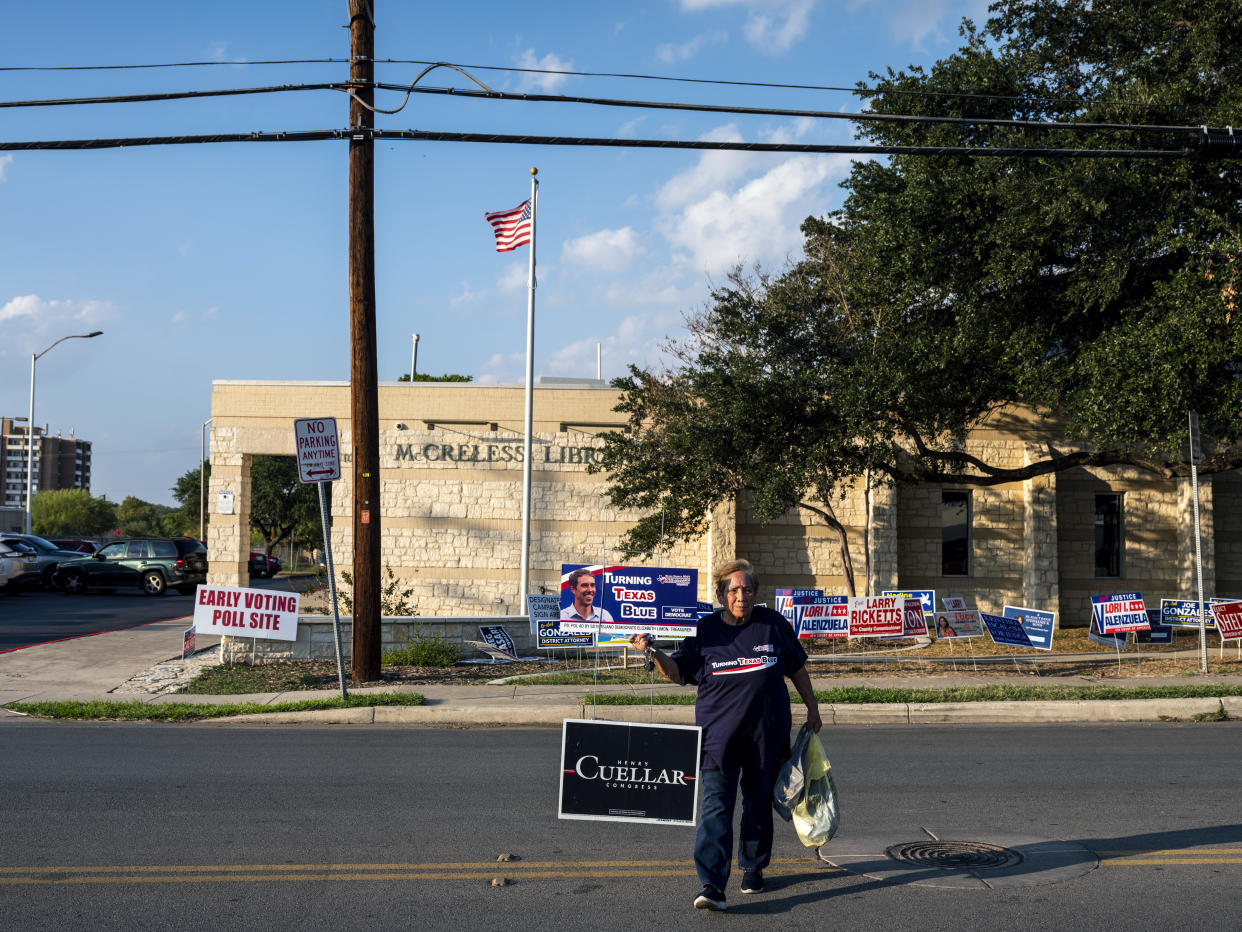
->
(596, 0, 1242, 593)
(170, 461, 209, 537)
(250, 455, 319, 554)
(117, 496, 176, 537)
(396, 372, 473, 382)
(30, 488, 116, 537)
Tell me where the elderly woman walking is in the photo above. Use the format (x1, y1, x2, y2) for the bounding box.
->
(630, 559, 821, 912)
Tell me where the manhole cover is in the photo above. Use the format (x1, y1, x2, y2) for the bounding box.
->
(886, 841, 1024, 871)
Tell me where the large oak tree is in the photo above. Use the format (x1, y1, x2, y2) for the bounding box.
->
(595, 0, 1242, 593)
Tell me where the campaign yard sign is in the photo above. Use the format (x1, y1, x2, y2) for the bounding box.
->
(1160, 599, 1216, 629)
(193, 586, 300, 641)
(480, 625, 517, 656)
(1092, 592, 1151, 635)
(1135, 609, 1173, 645)
(792, 595, 848, 639)
(1210, 600, 1242, 641)
(933, 610, 984, 639)
(537, 619, 596, 649)
(776, 588, 823, 621)
(942, 596, 967, 611)
(982, 612, 1034, 648)
(559, 719, 702, 826)
(1002, 605, 1056, 651)
(847, 595, 904, 638)
(1088, 615, 1128, 650)
(558, 564, 700, 640)
(899, 598, 931, 638)
(883, 589, 936, 618)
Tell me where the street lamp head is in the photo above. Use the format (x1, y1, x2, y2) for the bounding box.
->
(85, 331, 103, 338)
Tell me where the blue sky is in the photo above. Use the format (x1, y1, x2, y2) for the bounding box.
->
(0, 0, 989, 505)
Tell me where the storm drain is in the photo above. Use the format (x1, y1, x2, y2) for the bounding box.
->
(886, 841, 1024, 871)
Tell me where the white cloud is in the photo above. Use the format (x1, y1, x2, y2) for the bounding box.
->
(658, 151, 853, 275)
(513, 48, 574, 92)
(497, 262, 531, 294)
(678, 0, 816, 53)
(475, 350, 527, 383)
(449, 281, 485, 307)
(655, 125, 760, 210)
(562, 228, 642, 274)
(0, 294, 117, 354)
(203, 306, 220, 320)
(0, 154, 12, 182)
(656, 28, 728, 63)
(171, 311, 190, 325)
(850, 0, 990, 50)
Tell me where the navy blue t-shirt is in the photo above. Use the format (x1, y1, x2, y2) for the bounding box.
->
(671, 605, 808, 773)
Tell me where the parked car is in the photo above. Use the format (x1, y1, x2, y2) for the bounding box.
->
(3, 533, 96, 588)
(53, 537, 208, 596)
(248, 551, 282, 578)
(1, 541, 40, 594)
(49, 538, 98, 554)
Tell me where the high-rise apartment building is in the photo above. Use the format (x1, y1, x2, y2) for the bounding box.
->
(1, 417, 92, 509)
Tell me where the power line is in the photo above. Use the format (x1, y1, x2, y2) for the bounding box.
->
(1, 77, 1207, 137)
(0, 83, 342, 109)
(5, 56, 1241, 119)
(0, 127, 1201, 158)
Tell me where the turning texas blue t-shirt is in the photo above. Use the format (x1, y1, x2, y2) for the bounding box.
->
(671, 605, 808, 773)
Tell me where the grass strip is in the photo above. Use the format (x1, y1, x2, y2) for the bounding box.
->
(586, 684, 1242, 705)
(4, 693, 425, 722)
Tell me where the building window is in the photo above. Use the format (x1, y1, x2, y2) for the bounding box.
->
(941, 490, 970, 576)
(1095, 493, 1122, 577)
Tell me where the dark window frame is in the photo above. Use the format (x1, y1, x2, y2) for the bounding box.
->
(1094, 492, 1123, 578)
(941, 489, 971, 577)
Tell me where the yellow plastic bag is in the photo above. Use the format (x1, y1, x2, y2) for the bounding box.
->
(789, 729, 840, 848)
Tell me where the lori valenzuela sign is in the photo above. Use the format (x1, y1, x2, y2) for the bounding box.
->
(559, 719, 701, 826)
(193, 585, 300, 641)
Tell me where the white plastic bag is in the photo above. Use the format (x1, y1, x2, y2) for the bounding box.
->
(774, 723, 840, 848)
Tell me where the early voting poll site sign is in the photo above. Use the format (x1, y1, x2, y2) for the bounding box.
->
(1091, 592, 1151, 636)
(557, 564, 700, 643)
(193, 585, 300, 640)
(559, 719, 701, 826)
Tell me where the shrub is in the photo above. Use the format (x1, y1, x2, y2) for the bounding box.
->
(383, 626, 461, 667)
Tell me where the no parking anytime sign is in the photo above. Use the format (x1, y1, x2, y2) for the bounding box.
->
(294, 417, 341, 483)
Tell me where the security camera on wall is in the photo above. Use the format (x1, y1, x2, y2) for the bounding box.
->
(395, 423, 408, 430)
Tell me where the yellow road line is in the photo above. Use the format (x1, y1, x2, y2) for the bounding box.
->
(0, 860, 838, 886)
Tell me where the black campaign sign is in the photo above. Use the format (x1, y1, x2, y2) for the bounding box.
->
(558, 719, 701, 826)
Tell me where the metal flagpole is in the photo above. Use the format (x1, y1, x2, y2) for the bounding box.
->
(1189, 411, 1208, 674)
(519, 168, 539, 605)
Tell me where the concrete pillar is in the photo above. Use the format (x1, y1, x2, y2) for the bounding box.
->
(1022, 446, 1060, 618)
(867, 478, 898, 596)
(207, 445, 251, 588)
(1178, 474, 1215, 599)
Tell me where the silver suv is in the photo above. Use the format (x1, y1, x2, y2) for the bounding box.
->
(1, 533, 93, 589)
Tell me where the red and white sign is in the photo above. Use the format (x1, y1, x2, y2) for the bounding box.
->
(1210, 600, 1242, 641)
(294, 417, 341, 483)
(847, 595, 903, 638)
(193, 585, 301, 641)
(900, 598, 930, 637)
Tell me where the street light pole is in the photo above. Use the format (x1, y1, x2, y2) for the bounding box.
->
(25, 330, 103, 535)
(199, 417, 213, 541)
(410, 332, 419, 381)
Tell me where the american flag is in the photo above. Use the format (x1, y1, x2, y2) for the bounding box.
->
(484, 199, 533, 252)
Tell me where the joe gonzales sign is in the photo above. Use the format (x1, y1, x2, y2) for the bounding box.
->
(193, 585, 300, 641)
(559, 720, 702, 826)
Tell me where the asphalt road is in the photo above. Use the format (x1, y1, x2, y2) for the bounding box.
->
(0, 576, 297, 652)
(2, 722, 1240, 931)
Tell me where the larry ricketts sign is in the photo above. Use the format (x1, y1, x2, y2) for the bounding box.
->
(193, 585, 300, 641)
(558, 564, 700, 639)
(559, 719, 701, 826)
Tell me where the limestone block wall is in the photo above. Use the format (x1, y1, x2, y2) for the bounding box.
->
(1211, 472, 1241, 597)
(1057, 465, 1180, 626)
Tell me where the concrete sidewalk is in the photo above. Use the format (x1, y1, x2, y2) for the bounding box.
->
(2, 616, 1240, 726)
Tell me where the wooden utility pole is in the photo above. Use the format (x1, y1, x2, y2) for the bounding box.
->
(348, 0, 381, 682)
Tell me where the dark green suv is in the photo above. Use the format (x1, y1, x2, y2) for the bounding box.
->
(53, 538, 207, 596)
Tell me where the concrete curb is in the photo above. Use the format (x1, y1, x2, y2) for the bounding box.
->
(185, 697, 1242, 727)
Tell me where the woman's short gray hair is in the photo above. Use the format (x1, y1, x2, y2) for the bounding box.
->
(714, 559, 758, 604)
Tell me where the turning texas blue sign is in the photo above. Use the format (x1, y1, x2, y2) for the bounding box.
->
(558, 563, 701, 639)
